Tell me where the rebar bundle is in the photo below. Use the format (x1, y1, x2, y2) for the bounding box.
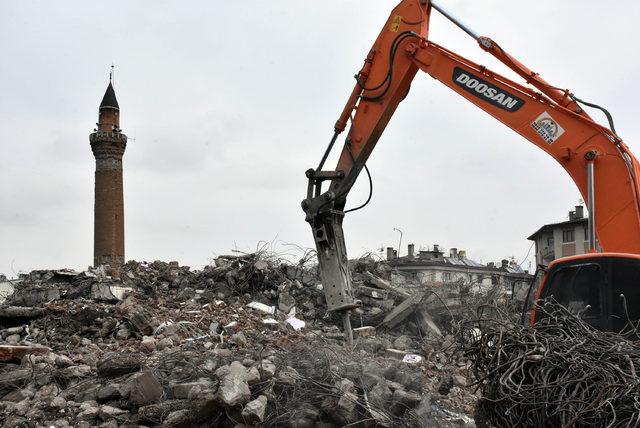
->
(466, 302, 640, 427)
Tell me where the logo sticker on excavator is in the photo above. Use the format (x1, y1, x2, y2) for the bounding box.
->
(531, 111, 565, 144)
(390, 15, 402, 32)
(452, 68, 524, 112)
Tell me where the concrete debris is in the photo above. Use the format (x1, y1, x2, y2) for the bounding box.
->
(170, 378, 216, 399)
(216, 361, 251, 406)
(278, 292, 296, 313)
(90, 283, 132, 301)
(381, 292, 425, 329)
(0, 254, 480, 426)
(126, 371, 164, 406)
(363, 271, 410, 297)
(97, 352, 143, 377)
(242, 394, 268, 423)
(416, 307, 443, 337)
(393, 334, 414, 351)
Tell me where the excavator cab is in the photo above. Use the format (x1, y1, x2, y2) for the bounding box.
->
(531, 253, 640, 332)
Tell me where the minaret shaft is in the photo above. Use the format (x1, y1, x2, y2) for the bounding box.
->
(90, 81, 127, 275)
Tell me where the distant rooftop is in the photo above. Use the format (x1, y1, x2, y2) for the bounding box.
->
(528, 206, 587, 241)
(388, 245, 528, 275)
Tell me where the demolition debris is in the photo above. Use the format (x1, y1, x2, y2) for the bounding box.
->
(0, 253, 478, 427)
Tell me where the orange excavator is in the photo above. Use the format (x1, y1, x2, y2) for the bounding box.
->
(301, 0, 640, 341)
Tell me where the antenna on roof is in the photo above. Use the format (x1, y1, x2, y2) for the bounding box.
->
(109, 64, 115, 85)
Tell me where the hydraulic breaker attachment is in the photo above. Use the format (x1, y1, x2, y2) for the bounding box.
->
(310, 210, 357, 312)
(302, 168, 358, 344)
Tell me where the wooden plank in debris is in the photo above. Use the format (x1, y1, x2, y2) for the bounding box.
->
(0, 345, 51, 362)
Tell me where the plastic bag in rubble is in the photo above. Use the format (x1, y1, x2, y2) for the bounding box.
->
(402, 354, 423, 364)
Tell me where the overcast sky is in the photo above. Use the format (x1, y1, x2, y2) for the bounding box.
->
(1, 1, 639, 276)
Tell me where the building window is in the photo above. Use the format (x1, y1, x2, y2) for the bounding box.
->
(442, 272, 452, 282)
(562, 229, 575, 243)
(546, 236, 554, 246)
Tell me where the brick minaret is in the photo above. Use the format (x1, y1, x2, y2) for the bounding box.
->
(89, 78, 127, 274)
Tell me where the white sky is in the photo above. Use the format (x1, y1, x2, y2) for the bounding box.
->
(1, 1, 639, 276)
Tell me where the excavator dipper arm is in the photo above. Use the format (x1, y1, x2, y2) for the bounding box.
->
(302, 0, 640, 326)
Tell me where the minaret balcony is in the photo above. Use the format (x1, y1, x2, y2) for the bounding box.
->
(90, 131, 127, 144)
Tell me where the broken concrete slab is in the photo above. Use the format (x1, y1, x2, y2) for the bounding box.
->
(363, 272, 410, 297)
(223, 321, 239, 334)
(415, 308, 442, 337)
(90, 283, 133, 302)
(118, 296, 154, 335)
(6, 287, 61, 307)
(98, 405, 129, 421)
(96, 384, 122, 403)
(276, 366, 300, 385)
(137, 400, 190, 424)
(242, 395, 267, 423)
(215, 361, 251, 406)
(278, 292, 296, 313)
(393, 335, 414, 351)
(258, 359, 276, 380)
(0, 368, 32, 396)
(171, 378, 217, 399)
(126, 371, 163, 406)
(380, 292, 424, 329)
(97, 352, 143, 377)
(163, 409, 192, 427)
(337, 391, 358, 418)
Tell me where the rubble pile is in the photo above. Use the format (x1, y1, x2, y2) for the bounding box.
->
(465, 302, 640, 427)
(0, 254, 478, 427)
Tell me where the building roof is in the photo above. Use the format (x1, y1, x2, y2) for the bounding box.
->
(527, 217, 587, 241)
(100, 82, 119, 110)
(393, 255, 529, 276)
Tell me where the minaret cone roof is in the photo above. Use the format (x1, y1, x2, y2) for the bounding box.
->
(100, 82, 119, 110)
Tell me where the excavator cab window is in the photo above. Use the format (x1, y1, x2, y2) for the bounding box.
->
(535, 257, 640, 332)
(537, 262, 603, 329)
(610, 258, 640, 332)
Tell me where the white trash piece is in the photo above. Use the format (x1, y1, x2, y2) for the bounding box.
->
(286, 317, 305, 331)
(402, 354, 423, 364)
(246, 301, 276, 315)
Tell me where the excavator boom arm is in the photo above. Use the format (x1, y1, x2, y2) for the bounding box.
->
(302, 0, 640, 315)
